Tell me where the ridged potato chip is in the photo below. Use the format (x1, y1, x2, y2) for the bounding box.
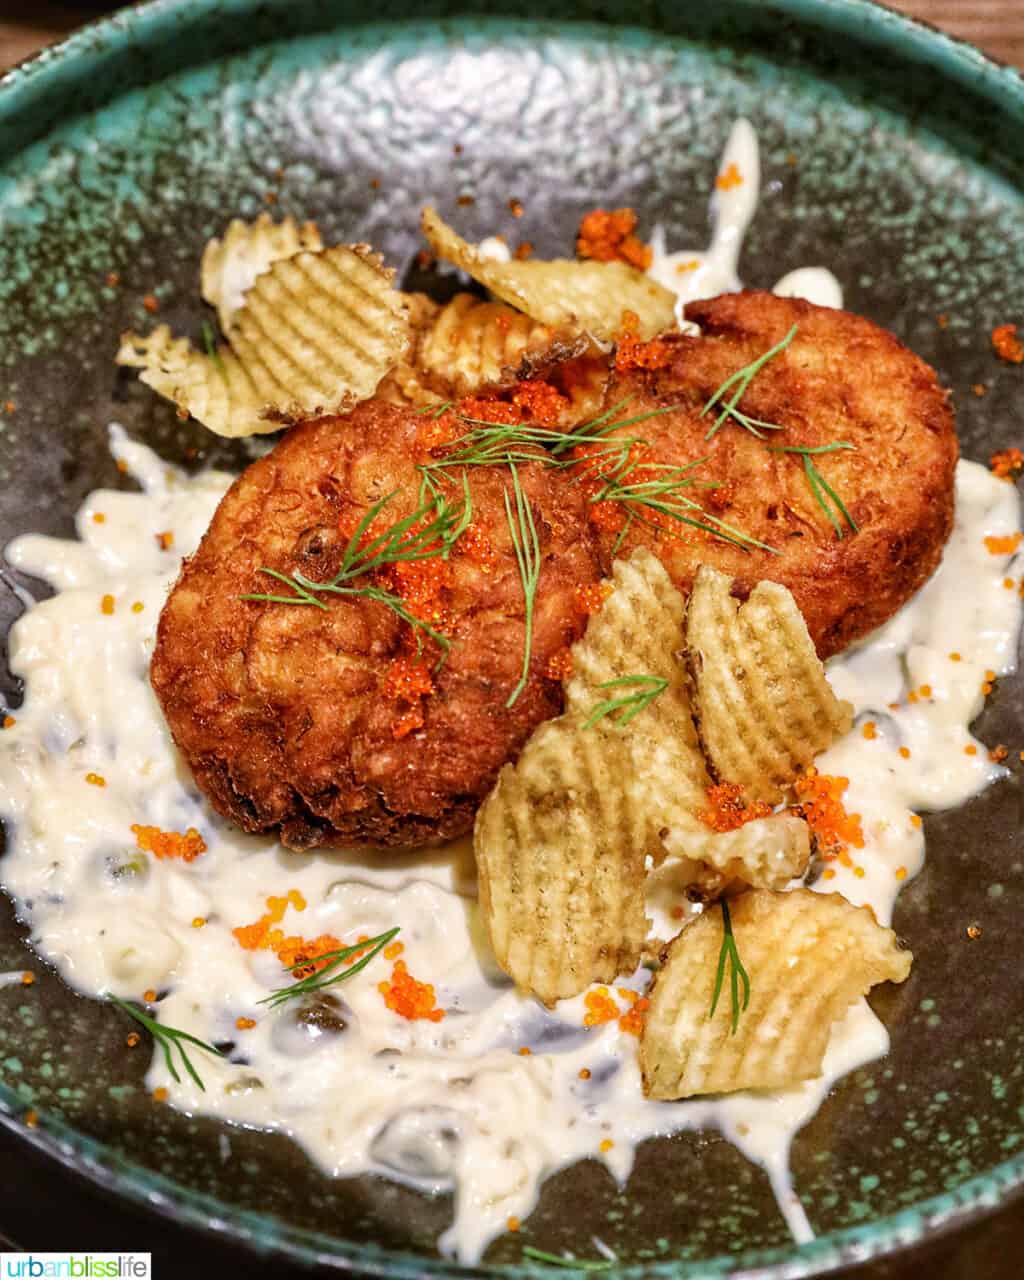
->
(684, 565, 853, 804)
(662, 813, 810, 896)
(641, 889, 911, 1099)
(418, 293, 591, 396)
(475, 549, 814, 1002)
(200, 213, 323, 332)
(118, 245, 410, 437)
(422, 207, 676, 342)
(475, 715, 647, 1005)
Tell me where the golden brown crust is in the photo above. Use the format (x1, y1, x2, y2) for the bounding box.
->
(594, 291, 958, 657)
(151, 402, 603, 849)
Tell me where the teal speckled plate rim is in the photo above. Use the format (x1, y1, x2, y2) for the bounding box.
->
(0, 0, 1022, 1274)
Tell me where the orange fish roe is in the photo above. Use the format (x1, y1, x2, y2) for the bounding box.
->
(586, 498, 628, 534)
(100, 594, 115, 615)
(458, 395, 522, 426)
(21, 971, 34, 986)
(142, 293, 159, 313)
(614, 332, 674, 373)
(583, 987, 620, 1027)
(276, 934, 343, 977)
(699, 781, 772, 832)
(143, 989, 158, 1003)
(506, 1217, 521, 1234)
(967, 924, 983, 940)
(514, 241, 533, 261)
(949, 652, 962, 662)
(675, 258, 701, 274)
(132, 823, 207, 863)
(973, 383, 988, 397)
(792, 770, 864, 861)
(985, 532, 1023, 555)
(853, 867, 866, 879)
(574, 582, 613, 615)
(510, 379, 569, 427)
(508, 198, 524, 217)
(964, 745, 978, 756)
(156, 531, 174, 551)
(989, 744, 1009, 762)
(919, 684, 932, 699)
(92, 512, 106, 524)
(545, 648, 574, 681)
(716, 162, 744, 191)
(518, 1046, 532, 1056)
(415, 409, 463, 452)
(2, 716, 14, 729)
(1005, 577, 1017, 590)
(391, 706, 425, 739)
(131, 601, 145, 613)
(85, 772, 106, 787)
(618, 997, 650, 1037)
(191, 917, 206, 929)
(910, 814, 922, 828)
(600, 1138, 615, 1153)
(126, 1032, 141, 1048)
(152, 1087, 168, 1103)
(24, 1110, 38, 1129)
(378, 960, 445, 1022)
(383, 941, 405, 962)
(232, 888, 306, 951)
(822, 868, 837, 881)
(992, 323, 1024, 364)
(235, 1016, 257, 1031)
(456, 523, 499, 572)
(382, 655, 434, 702)
(991, 447, 1024, 481)
(899, 746, 912, 760)
(895, 866, 907, 881)
(862, 721, 878, 740)
(579, 1068, 592, 1080)
(576, 207, 652, 270)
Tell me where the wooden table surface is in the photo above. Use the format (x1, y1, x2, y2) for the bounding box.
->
(0, 0, 1022, 1277)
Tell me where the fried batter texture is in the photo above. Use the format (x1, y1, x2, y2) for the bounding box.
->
(151, 401, 603, 849)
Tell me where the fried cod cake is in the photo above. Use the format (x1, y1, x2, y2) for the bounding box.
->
(586, 290, 958, 656)
(151, 401, 604, 850)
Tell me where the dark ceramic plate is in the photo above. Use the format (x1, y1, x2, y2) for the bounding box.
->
(1, 0, 1023, 1274)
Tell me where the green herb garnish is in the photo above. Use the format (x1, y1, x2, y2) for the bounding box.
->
(708, 898, 750, 1035)
(259, 926, 400, 1009)
(503, 465, 542, 708)
(701, 324, 797, 441)
(522, 1247, 614, 1272)
(240, 483, 471, 663)
(108, 994, 226, 1092)
(583, 674, 669, 729)
(769, 441, 858, 539)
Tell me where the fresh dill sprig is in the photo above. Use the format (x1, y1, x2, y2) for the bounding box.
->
(769, 441, 858, 539)
(202, 321, 226, 376)
(708, 898, 751, 1035)
(240, 483, 471, 662)
(588, 458, 778, 555)
(583, 674, 669, 729)
(503, 465, 542, 709)
(701, 324, 797, 441)
(108, 994, 225, 1092)
(522, 1247, 614, 1272)
(259, 926, 400, 1009)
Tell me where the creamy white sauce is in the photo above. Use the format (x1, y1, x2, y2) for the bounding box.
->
(1, 129, 1020, 1263)
(648, 118, 843, 315)
(2, 436, 1018, 1262)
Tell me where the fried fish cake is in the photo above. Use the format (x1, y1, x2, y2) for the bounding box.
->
(151, 401, 604, 850)
(586, 291, 957, 657)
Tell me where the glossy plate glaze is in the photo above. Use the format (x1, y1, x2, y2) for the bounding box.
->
(0, 1, 1022, 1274)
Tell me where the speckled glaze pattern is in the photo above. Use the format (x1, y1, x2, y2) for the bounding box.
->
(0, 1, 1022, 1274)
